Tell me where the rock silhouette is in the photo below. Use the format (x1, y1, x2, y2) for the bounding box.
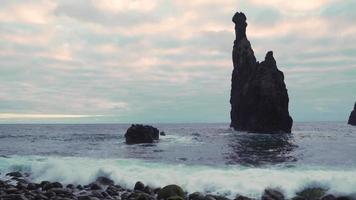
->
(125, 124, 159, 144)
(230, 12, 293, 133)
(348, 102, 356, 126)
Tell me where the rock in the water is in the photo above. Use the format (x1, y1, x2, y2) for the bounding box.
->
(90, 182, 103, 190)
(134, 181, 145, 191)
(157, 185, 185, 200)
(321, 194, 336, 200)
(230, 12, 293, 133)
(167, 196, 185, 200)
(262, 189, 285, 200)
(96, 176, 114, 186)
(125, 124, 159, 144)
(235, 195, 255, 200)
(6, 172, 22, 178)
(348, 102, 356, 126)
(296, 187, 327, 200)
(189, 192, 206, 200)
(42, 182, 63, 190)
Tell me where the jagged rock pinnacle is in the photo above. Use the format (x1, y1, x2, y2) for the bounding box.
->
(230, 12, 293, 133)
(232, 12, 247, 44)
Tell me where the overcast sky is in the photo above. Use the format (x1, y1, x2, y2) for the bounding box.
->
(0, 0, 355, 123)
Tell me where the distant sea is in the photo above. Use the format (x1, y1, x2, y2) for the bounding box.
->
(0, 122, 355, 198)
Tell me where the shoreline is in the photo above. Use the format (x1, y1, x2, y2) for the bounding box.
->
(0, 172, 354, 200)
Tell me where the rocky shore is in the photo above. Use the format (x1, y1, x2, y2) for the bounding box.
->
(0, 172, 354, 200)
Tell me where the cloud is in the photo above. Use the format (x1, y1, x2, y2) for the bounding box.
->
(94, 0, 158, 13)
(0, 113, 102, 119)
(0, 1, 55, 24)
(249, 0, 339, 13)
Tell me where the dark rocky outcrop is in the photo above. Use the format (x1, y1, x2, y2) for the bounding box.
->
(6, 172, 22, 178)
(348, 102, 356, 126)
(134, 181, 145, 191)
(125, 124, 159, 144)
(295, 187, 327, 200)
(157, 185, 185, 200)
(230, 12, 293, 133)
(262, 188, 284, 200)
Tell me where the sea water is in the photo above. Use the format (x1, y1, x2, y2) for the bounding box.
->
(0, 122, 355, 198)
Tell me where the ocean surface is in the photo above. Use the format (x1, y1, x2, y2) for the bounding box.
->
(0, 122, 355, 198)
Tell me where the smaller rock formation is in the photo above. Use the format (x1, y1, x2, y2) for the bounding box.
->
(348, 102, 356, 126)
(125, 124, 159, 144)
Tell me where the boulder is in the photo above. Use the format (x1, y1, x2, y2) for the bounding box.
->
(189, 192, 206, 200)
(42, 182, 63, 190)
(348, 102, 356, 126)
(235, 195, 255, 200)
(321, 194, 336, 200)
(157, 185, 185, 200)
(89, 182, 103, 190)
(295, 187, 327, 200)
(125, 124, 159, 144)
(230, 12, 293, 133)
(167, 196, 185, 200)
(143, 186, 154, 195)
(96, 176, 114, 186)
(66, 184, 75, 189)
(6, 172, 22, 178)
(134, 181, 145, 191)
(262, 189, 285, 200)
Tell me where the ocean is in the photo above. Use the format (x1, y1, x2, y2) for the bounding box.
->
(0, 122, 355, 198)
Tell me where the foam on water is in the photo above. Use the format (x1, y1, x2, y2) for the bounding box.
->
(0, 156, 355, 198)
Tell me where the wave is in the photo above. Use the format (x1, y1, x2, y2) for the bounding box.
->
(0, 156, 355, 198)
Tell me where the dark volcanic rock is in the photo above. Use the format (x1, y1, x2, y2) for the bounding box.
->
(134, 181, 145, 191)
(157, 185, 185, 200)
(42, 182, 63, 190)
(125, 124, 159, 144)
(348, 102, 356, 126)
(262, 188, 284, 200)
(321, 194, 336, 200)
(296, 187, 327, 200)
(96, 176, 114, 186)
(230, 12, 293, 133)
(6, 172, 22, 178)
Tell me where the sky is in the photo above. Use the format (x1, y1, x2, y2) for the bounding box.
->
(0, 0, 355, 123)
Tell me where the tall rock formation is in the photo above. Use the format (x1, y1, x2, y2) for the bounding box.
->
(230, 12, 293, 133)
(348, 102, 356, 126)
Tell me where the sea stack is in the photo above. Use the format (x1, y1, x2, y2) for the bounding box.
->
(230, 12, 293, 133)
(348, 102, 356, 126)
(125, 124, 159, 144)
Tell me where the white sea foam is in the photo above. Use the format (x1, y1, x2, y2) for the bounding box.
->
(160, 134, 196, 144)
(0, 156, 355, 198)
